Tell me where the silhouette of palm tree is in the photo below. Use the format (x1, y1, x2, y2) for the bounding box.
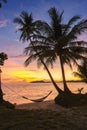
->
(14, 11, 63, 94)
(0, 52, 8, 102)
(14, 7, 87, 95)
(32, 7, 87, 94)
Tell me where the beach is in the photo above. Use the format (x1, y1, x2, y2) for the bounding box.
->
(1, 91, 87, 130)
(16, 100, 67, 112)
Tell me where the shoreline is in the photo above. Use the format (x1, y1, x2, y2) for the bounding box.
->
(16, 100, 67, 112)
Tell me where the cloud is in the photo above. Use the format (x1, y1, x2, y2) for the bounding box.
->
(0, 19, 9, 28)
(15, 25, 20, 30)
(10, 55, 26, 58)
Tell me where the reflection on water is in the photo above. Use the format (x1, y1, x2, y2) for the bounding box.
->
(2, 81, 87, 105)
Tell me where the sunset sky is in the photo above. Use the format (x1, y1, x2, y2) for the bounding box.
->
(0, 0, 87, 83)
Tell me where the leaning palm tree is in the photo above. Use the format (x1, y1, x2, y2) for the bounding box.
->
(73, 60, 87, 83)
(14, 11, 63, 94)
(31, 7, 87, 94)
(0, 52, 8, 102)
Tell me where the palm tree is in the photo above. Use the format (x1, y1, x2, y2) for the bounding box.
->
(31, 7, 87, 94)
(14, 11, 63, 94)
(73, 60, 87, 83)
(0, 52, 8, 102)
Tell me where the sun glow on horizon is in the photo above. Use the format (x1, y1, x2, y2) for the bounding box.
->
(2, 64, 80, 83)
(1, 56, 80, 84)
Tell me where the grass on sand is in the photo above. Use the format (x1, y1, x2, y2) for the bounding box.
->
(0, 105, 87, 130)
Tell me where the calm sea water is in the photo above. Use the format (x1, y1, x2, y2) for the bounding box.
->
(2, 82, 87, 105)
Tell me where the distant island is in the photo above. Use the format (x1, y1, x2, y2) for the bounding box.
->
(30, 80, 46, 83)
(30, 80, 83, 83)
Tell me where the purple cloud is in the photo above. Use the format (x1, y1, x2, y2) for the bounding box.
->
(0, 19, 9, 28)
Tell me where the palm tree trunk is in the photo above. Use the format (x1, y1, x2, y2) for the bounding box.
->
(40, 59, 63, 94)
(59, 55, 71, 94)
(30, 41, 63, 94)
(0, 68, 3, 102)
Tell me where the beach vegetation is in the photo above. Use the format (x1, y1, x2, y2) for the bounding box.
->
(0, 52, 15, 108)
(73, 59, 87, 83)
(0, 52, 8, 102)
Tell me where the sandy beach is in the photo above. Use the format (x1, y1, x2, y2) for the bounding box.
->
(1, 100, 87, 130)
(16, 100, 67, 112)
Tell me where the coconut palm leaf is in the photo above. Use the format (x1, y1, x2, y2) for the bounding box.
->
(63, 15, 81, 35)
(73, 60, 87, 83)
(0, 52, 8, 66)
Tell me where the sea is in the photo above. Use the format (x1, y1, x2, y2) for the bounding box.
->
(2, 81, 87, 105)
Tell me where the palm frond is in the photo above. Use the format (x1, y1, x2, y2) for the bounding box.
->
(69, 41, 87, 46)
(63, 15, 81, 35)
(20, 11, 30, 20)
(73, 59, 87, 82)
(13, 18, 24, 26)
(48, 7, 61, 24)
(24, 53, 39, 66)
(69, 19, 87, 36)
(73, 72, 84, 79)
(48, 7, 63, 39)
(59, 10, 64, 23)
(3, 0, 7, 3)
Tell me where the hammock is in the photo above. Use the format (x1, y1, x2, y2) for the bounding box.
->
(2, 82, 52, 103)
(22, 91, 52, 102)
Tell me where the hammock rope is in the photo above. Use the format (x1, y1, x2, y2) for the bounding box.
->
(29, 91, 52, 102)
(2, 82, 52, 102)
(2, 82, 24, 98)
